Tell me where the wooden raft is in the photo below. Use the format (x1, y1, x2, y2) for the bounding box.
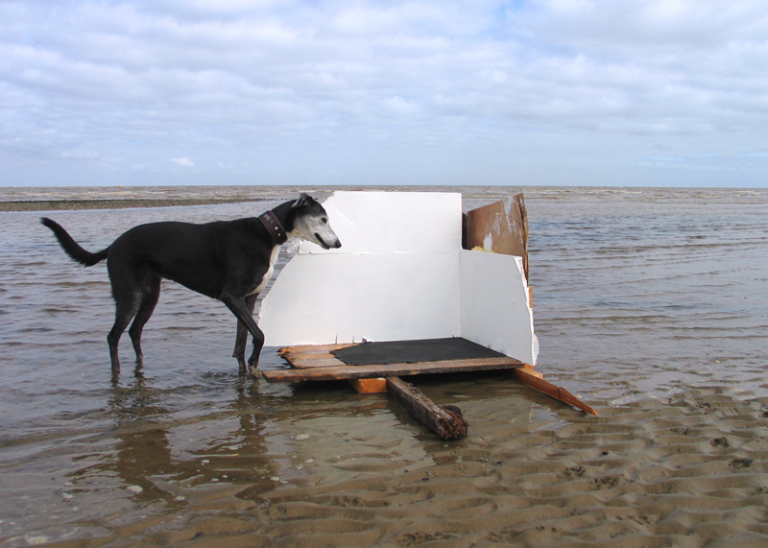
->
(262, 341, 507, 440)
(264, 342, 524, 382)
(259, 193, 597, 440)
(261, 341, 596, 440)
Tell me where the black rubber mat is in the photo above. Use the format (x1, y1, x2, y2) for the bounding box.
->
(331, 338, 506, 366)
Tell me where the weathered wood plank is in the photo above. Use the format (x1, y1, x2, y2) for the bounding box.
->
(262, 356, 523, 383)
(278, 342, 359, 357)
(512, 368, 598, 416)
(387, 377, 468, 440)
(282, 351, 338, 360)
(286, 357, 348, 369)
(464, 194, 529, 281)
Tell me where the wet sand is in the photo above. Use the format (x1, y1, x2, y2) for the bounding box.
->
(213, 388, 768, 548)
(2, 186, 768, 547)
(0, 198, 262, 212)
(4, 385, 767, 548)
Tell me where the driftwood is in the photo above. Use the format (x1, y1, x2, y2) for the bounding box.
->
(387, 377, 468, 440)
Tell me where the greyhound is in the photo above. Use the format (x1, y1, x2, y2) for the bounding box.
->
(41, 193, 341, 375)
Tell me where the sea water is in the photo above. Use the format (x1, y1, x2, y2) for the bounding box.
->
(0, 185, 766, 542)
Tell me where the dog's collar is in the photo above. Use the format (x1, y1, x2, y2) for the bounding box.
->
(258, 210, 288, 245)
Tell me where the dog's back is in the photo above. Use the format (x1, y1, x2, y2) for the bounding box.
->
(108, 219, 271, 300)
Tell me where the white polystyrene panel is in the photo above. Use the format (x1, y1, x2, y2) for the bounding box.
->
(297, 191, 463, 255)
(259, 252, 461, 346)
(260, 191, 538, 362)
(459, 250, 537, 365)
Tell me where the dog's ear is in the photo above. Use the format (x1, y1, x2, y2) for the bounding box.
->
(291, 193, 314, 210)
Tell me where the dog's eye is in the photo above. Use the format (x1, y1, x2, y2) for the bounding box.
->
(322, 217, 328, 224)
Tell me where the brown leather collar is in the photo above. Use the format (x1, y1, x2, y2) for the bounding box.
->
(258, 210, 288, 245)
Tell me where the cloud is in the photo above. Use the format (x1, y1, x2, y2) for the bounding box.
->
(1, 0, 767, 186)
(170, 157, 195, 167)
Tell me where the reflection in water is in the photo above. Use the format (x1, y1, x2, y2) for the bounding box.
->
(102, 366, 178, 505)
(91, 372, 281, 508)
(65, 369, 444, 519)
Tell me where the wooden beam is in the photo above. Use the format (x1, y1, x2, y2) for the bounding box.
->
(512, 368, 598, 416)
(518, 363, 543, 379)
(348, 378, 388, 394)
(386, 377, 468, 440)
(262, 356, 523, 383)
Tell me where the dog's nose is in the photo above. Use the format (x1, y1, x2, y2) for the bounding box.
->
(333, 239, 342, 249)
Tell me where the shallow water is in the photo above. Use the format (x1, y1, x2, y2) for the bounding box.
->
(0, 185, 767, 544)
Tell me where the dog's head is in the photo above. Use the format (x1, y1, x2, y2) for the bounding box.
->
(286, 194, 342, 250)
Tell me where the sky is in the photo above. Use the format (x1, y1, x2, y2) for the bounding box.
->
(1, 0, 768, 188)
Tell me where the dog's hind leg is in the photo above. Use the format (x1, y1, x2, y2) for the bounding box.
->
(107, 261, 145, 373)
(233, 294, 257, 373)
(128, 275, 161, 363)
(220, 292, 265, 376)
(108, 296, 141, 373)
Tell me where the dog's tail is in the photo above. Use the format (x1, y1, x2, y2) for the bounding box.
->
(41, 218, 110, 267)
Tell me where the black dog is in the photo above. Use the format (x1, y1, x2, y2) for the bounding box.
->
(41, 194, 341, 374)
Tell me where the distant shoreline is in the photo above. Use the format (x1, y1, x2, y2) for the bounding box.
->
(0, 197, 264, 212)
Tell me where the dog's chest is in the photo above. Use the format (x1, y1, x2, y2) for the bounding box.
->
(248, 245, 280, 296)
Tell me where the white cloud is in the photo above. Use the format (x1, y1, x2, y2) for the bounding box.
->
(1, 0, 768, 187)
(170, 157, 195, 167)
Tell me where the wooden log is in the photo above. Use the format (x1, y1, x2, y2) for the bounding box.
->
(348, 378, 388, 394)
(262, 356, 522, 383)
(512, 368, 598, 416)
(386, 377, 468, 440)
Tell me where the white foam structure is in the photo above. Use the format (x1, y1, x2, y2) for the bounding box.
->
(259, 191, 538, 365)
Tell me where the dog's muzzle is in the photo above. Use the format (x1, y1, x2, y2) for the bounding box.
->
(316, 233, 342, 250)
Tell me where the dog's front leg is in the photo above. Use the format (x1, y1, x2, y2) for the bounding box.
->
(232, 294, 258, 373)
(233, 320, 249, 372)
(221, 292, 265, 376)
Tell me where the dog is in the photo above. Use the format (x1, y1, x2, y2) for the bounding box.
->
(41, 193, 341, 375)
